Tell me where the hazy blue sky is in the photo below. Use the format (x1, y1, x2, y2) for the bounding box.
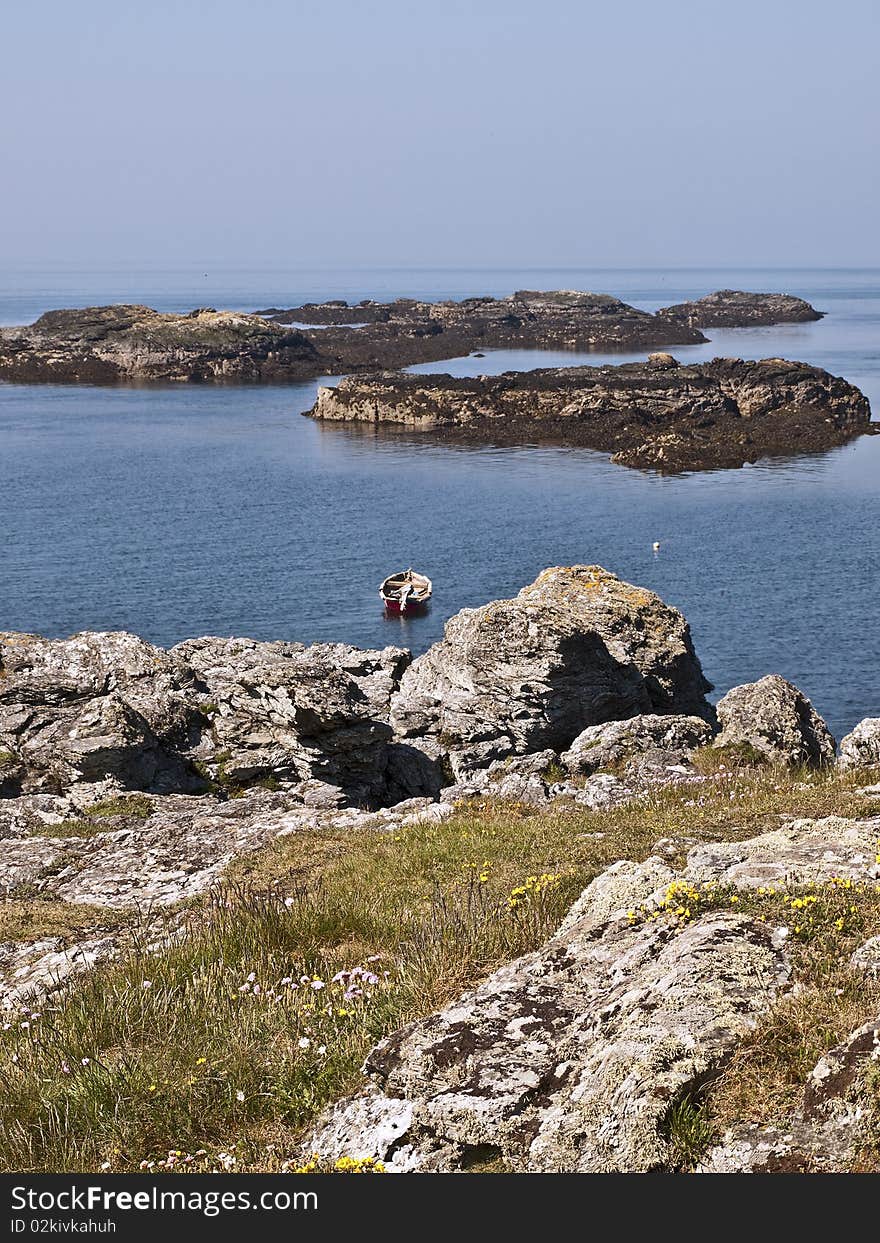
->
(2, 0, 877, 267)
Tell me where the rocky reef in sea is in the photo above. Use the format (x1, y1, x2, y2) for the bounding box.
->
(3, 566, 880, 1172)
(0, 288, 825, 386)
(0, 305, 323, 383)
(309, 355, 873, 472)
(656, 289, 823, 328)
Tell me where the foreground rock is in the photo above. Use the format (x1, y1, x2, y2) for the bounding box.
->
(657, 289, 823, 328)
(308, 813, 880, 1171)
(309, 356, 871, 473)
(390, 566, 713, 778)
(309, 909, 788, 1171)
(713, 675, 836, 767)
(0, 305, 322, 383)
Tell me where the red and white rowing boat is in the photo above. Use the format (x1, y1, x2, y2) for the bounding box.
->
(380, 568, 433, 614)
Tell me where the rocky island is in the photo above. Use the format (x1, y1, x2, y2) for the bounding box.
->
(308, 354, 872, 471)
(657, 289, 823, 328)
(0, 305, 323, 384)
(0, 291, 707, 385)
(257, 289, 708, 368)
(0, 289, 830, 386)
(3, 565, 880, 1173)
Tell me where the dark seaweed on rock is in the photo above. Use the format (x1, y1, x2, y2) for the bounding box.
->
(308, 354, 872, 473)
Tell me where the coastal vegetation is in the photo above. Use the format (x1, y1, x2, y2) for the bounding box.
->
(2, 760, 879, 1173)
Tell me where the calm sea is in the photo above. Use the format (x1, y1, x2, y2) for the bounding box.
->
(0, 265, 878, 740)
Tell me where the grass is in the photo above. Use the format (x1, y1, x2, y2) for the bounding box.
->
(0, 899, 127, 945)
(700, 881, 880, 1160)
(38, 795, 155, 839)
(665, 1095, 715, 1169)
(690, 741, 768, 775)
(1, 763, 879, 1173)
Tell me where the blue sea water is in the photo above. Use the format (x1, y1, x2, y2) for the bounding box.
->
(0, 265, 878, 740)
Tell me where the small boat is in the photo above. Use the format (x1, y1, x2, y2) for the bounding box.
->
(380, 568, 433, 614)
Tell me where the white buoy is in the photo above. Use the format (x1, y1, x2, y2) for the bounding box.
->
(652, 541, 661, 553)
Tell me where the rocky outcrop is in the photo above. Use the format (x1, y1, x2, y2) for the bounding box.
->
(308, 898, 789, 1172)
(713, 675, 836, 768)
(657, 289, 823, 328)
(259, 290, 707, 369)
(561, 714, 713, 776)
(309, 356, 871, 473)
(0, 292, 709, 386)
(838, 718, 880, 770)
(390, 566, 712, 779)
(0, 305, 322, 383)
(0, 570, 718, 807)
(0, 630, 411, 807)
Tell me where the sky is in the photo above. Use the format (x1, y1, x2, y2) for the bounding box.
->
(1, 0, 877, 268)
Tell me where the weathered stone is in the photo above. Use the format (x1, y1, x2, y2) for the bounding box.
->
(309, 357, 871, 474)
(390, 566, 712, 778)
(713, 675, 836, 767)
(33, 793, 311, 908)
(682, 815, 880, 891)
(839, 718, 880, 770)
(850, 935, 880, 977)
(557, 857, 676, 935)
(0, 631, 414, 806)
(568, 773, 636, 809)
(0, 794, 71, 841)
(0, 837, 78, 894)
(175, 637, 411, 802)
(0, 630, 201, 798)
(0, 936, 119, 1009)
(307, 908, 789, 1171)
(561, 714, 713, 776)
(657, 289, 823, 328)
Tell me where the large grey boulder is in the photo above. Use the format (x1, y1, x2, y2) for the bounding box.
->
(0, 631, 201, 797)
(838, 718, 880, 770)
(308, 906, 788, 1172)
(561, 713, 714, 776)
(174, 637, 410, 803)
(0, 631, 413, 807)
(390, 566, 712, 778)
(713, 675, 835, 767)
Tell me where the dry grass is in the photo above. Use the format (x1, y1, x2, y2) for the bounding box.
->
(0, 899, 127, 945)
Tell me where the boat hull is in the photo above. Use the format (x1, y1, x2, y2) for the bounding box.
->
(382, 595, 430, 614)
